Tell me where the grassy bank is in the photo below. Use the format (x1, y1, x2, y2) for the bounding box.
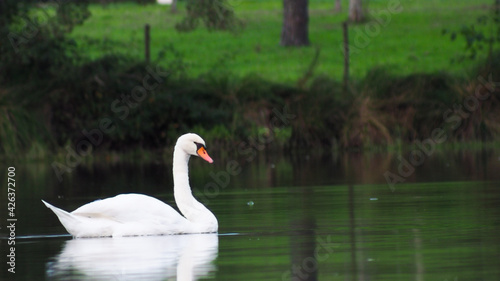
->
(70, 0, 493, 82)
(2, 52, 499, 159)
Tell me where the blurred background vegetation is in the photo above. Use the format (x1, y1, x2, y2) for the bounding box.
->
(1, 0, 500, 159)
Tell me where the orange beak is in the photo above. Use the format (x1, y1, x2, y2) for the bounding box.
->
(197, 146, 213, 163)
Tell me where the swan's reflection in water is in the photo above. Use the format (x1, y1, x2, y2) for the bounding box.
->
(46, 234, 218, 281)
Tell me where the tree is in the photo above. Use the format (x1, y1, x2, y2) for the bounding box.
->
(281, 0, 310, 46)
(349, 0, 364, 22)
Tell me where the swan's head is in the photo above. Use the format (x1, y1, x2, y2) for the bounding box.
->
(176, 133, 213, 163)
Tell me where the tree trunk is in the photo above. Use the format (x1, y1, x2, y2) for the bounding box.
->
(349, 0, 364, 22)
(281, 0, 310, 47)
(334, 0, 341, 13)
(171, 0, 177, 13)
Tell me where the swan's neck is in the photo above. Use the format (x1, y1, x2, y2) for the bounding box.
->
(173, 147, 217, 227)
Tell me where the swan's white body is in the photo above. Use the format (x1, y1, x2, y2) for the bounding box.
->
(42, 133, 218, 237)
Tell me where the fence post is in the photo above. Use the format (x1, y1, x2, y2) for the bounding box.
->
(145, 24, 150, 63)
(342, 21, 349, 91)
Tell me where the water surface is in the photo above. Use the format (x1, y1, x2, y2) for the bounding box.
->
(1, 149, 499, 280)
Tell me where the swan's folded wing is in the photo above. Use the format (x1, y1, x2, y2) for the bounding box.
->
(71, 193, 186, 225)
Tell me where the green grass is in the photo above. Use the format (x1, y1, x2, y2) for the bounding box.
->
(69, 0, 496, 83)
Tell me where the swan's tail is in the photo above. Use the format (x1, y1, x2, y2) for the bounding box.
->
(42, 200, 80, 236)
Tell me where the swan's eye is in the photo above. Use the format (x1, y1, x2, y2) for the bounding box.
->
(194, 142, 204, 151)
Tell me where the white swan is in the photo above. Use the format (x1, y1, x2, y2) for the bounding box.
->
(42, 133, 217, 237)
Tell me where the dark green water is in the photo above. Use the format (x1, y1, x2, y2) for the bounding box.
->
(1, 149, 500, 280)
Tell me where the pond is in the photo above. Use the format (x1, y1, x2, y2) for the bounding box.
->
(1, 148, 499, 280)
